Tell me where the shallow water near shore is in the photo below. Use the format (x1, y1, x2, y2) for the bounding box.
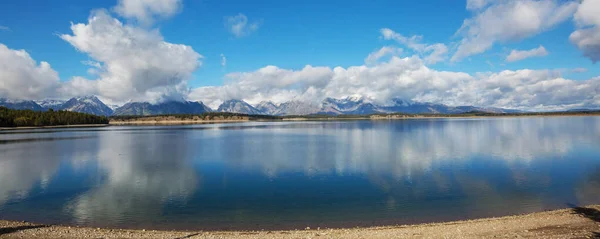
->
(1, 117, 600, 230)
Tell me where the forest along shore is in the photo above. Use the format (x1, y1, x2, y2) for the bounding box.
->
(108, 112, 282, 125)
(0, 205, 598, 238)
(108, 114, 259, 125)
(0, 124, 108, 130)
(0, 107, 109, 128)
(109, 115, 250, 124)
(109, 111, 600, 125)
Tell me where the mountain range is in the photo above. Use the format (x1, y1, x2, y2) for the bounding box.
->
(217, 100, 263, 115)
(113, 101, 212, 116)
(0, 98, 45, 111)
(60, 96, 114, 116)
(1, 96, 113, 116)
(0, 95, 525, 116)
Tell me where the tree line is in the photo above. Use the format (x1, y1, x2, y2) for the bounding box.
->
(110, 112, 282, 121)
(0, 107, 109, 127)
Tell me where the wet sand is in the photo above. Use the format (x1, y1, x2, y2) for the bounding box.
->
(1, 205, 598, 238)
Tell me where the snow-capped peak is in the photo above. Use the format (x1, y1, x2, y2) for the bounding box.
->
(34, 99, 67, 109)
(60, 96, 113, 116)
(345, 94, 365, 102)
(74, 95, 102, 104)
(217, 99, 262, 115)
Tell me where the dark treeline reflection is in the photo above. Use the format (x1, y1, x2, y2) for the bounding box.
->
(1, 117, 600, 230)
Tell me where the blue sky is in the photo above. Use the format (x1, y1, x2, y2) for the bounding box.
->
(0, 0, 599, 110)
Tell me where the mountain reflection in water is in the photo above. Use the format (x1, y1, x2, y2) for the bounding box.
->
(0, 117, 599, 230)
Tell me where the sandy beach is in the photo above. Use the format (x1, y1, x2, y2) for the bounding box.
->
(0, 205, 598, 238)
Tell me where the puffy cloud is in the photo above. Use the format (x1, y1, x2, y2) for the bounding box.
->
(452, 0, 578, 62)
(114, 0, 181, 25)
(0, 44, 60, 100)
(224, 14, 259, 38)
(467, 70, 600, 111)
(190, 65, 335, 107)
(574, 0, 600, 27)
(58, 77, 99, 99)
(380, 28, 448, 64)
(220, 53, 226, 67)
(60, 10, 202, 103)
(189, 55, 600, 111)
(570, 28, 600, 62)
(506, 45, 549, 62)
(364, 46, 403, 64)
(570, 0, 600, 63)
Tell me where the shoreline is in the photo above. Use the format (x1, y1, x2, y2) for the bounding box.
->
(1, 114, 599, 129)
(109, 119, 250, 125)
(1, 205, 598, 238)
(111, 113, 600, 125)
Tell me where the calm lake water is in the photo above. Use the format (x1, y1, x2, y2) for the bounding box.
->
(1, 117, 600, 230)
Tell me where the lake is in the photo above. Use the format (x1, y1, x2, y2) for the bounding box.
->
(1, 117, 600, 230)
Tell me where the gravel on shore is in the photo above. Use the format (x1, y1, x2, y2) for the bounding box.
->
(1, 205, 599, 238)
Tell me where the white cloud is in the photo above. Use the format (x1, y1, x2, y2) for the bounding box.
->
(114, 0, 181, 25)
(60, 10, 202, 103)
(574, 0, 600, 26)
(506, 45, 549, 62)
(220, 53, 227, 67)
(423, 43, 449, 64)
(570, 0, 600, 63)
(0, 44, 60, 100)
(466, 0, 493, 11)
(224, 14, 259, 38)
(452, 0, 578, 62)
(571, 67, 588, 73)
(380, 28, 448, 64)
(58, 76, 100, 99)
(190, 65, 334, 107)
(364, 46, 403, 64)
(189, 55, 600, 111)
(0, 25, 9, 31)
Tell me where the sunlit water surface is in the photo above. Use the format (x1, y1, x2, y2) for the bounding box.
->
(1, 117, 600, 230)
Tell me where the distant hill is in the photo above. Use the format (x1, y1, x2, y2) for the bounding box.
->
(113, 101, 212, 116)
(567, 108, 600, 112)
(59, 96, 113, 116)
(217, 99, 262, 115)
(0, 98, 44, 111)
